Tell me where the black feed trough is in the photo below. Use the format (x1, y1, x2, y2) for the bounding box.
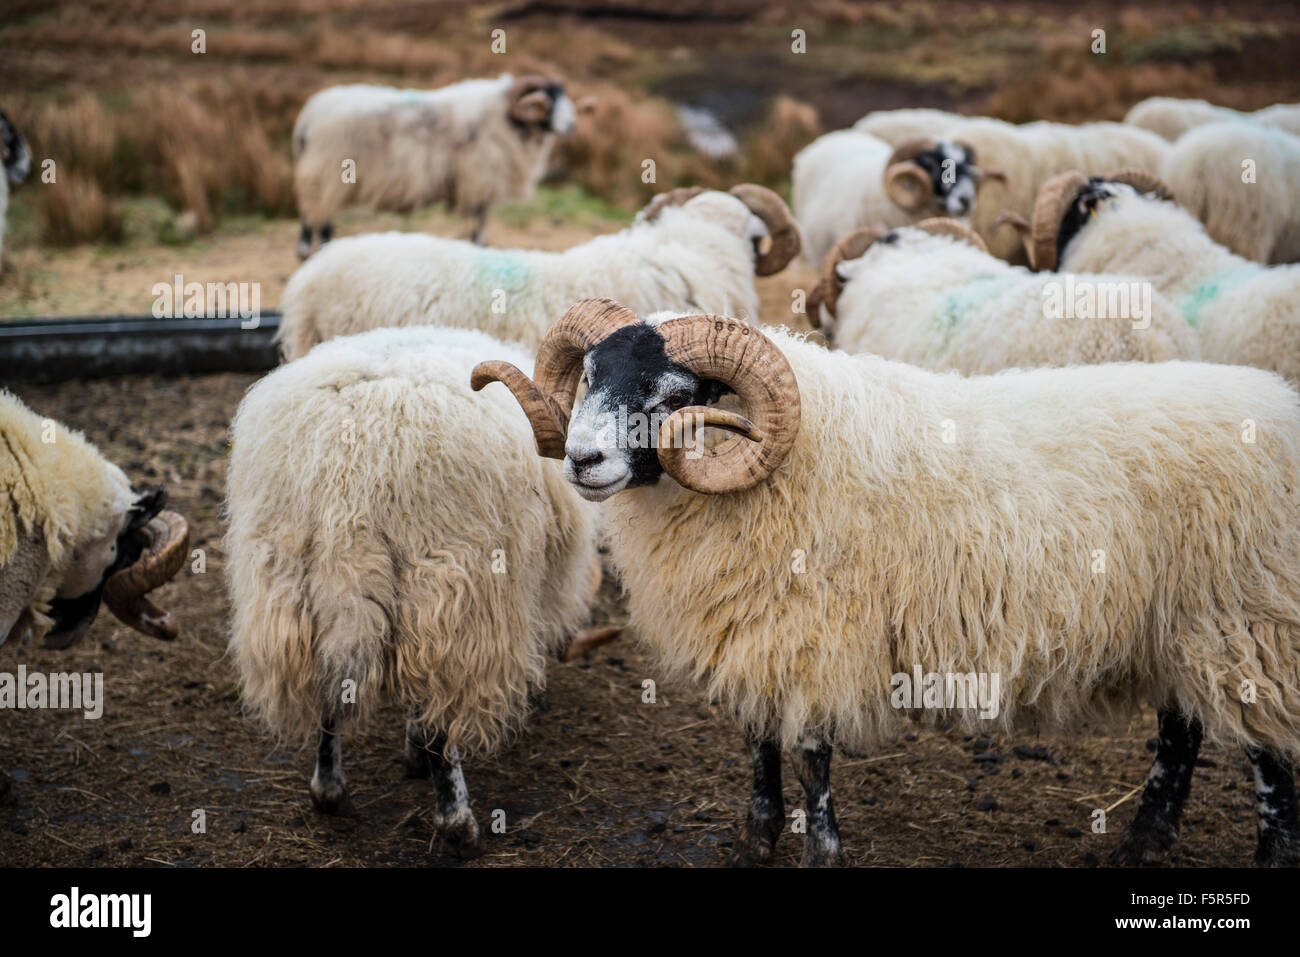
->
(0, 313, 283, 383)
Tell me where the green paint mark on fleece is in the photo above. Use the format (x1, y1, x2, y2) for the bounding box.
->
(472, 249, 535, 294)
(1181, 264, 1263, 329)
(935, 274, 1019, 343)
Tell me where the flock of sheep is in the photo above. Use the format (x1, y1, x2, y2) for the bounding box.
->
(4, 73, 1300, 867)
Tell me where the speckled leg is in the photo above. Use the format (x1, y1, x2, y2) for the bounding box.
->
(1111, 708, 1201, 866)
(410, 725, 482, 860)
(730, 731, 784, 867)
(793, 737, 844, 867)
(1247, 748, 1299, 867)
(309, 714, 355, 816)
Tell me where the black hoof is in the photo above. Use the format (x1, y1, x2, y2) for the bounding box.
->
(1254, 831, 1300, 867)
(310, 783, 356, 817)
(799, 839, 846, 868)
(729, 815, 782, 867)
(1109, 820, 1178, 866)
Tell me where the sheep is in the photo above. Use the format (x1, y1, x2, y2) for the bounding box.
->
(807, 218, 1198, 371)
(1155, 121, 1300, 263)
(224, 324, 603, 857)
(1003, 168, 1300, 384)
(792, 129, 1006, 267)
(1, 390, 189, 651)
(1124, 96, 1300, 142)
(853, 107, 964, 145)
(852, 110, 1168, 264)
(0, 110, 31, 276)
(291, 74, 579, 258)
(275, 184, 801, 360)
(476, 297, 1300, 867)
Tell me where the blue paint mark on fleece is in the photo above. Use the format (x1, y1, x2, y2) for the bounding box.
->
(935, 274, 1020, 343)
(472, 248, 535, 294)
(1181, 264, 1263, 328)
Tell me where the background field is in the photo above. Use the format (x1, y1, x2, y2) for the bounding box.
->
(2, 1, 1299, 868)
(2, 0, 1299, 316)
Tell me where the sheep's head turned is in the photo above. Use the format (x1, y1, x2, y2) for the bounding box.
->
(807, 219, 987, 334)
(883, 138, 1006, 219)
(635, 184, 801, 276)
(44, 485, 190, 649)
(0, 110, 30, 186)
(472, 298, 802, 499)
(1002, 168, 1174, 271)
(507, 75, 577, 137)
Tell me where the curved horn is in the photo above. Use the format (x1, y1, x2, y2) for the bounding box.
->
(994, 211, 1034, 263)
(729, 183, 802, 275)
(636, 186, 706, 224)
(883, 137, 938, 211)
(1027, 170, 1089, 272)
(472, 299, 639, 458)
(508, 74, 553, 124)
(1102, 167, 1174, 201)
(912, 217, 989, 253)
(654, 315, 801, 494)
(807, 226, 886, 329)
(103, 510, 189, 641)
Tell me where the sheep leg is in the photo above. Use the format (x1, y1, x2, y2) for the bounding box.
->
(410, 726, 483, 860)
(295, 223, 313, 260)
(319, 222, 334, 245)
(792, 737, 845, 867)
(403, 718, 432, 778)
(309, 715, 356, 816)
(1247, 748, 1300, 867)
(729, 732, 785, 867)
(470, 206, 488, 246)
(1110, 708, 1201, 866)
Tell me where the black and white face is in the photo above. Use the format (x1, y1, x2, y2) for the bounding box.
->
(562, 323, 731, 502)
(46, 486, 164, 647)
(546, 84, 578, 136)
(0, 109, 30, 186)
(914, 140, 980, 217)
(1056, 178, 1133, 262)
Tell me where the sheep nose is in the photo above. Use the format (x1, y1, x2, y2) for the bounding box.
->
(568, 448, 605, 470)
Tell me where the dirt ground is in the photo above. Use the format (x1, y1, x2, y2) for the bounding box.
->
(0, 370, 1273, 868)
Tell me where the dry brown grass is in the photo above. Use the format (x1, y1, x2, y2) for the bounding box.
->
(38, 171, 123, 246)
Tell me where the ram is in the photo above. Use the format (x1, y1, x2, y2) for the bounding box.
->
(477, 298, 1300, 867)
(792, 129, 1004, 268)
(1, 390, 188, 650)
(291, 74, 578, 258)
(1124, 96, 1300, 141)
(851, 110, 1168, 263)
(1157, 121, 1300, 263)
(1003, 168, 1300, 384)
(225, 324, 604, 858)
(0, 110, 31, 276)
(276, 184, 800, 360)
(808, 218, 1197, 371)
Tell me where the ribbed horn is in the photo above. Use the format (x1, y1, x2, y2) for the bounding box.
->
(1102, 167, 1174, 201)
(472, 299, 639, 458)
(103, 510, 189, 641)
(654, 315, 801, 494)
(883, 137, 938, 210)
(1028, 170, 1090, 272)
(912, 217, 989, 252)
(636, 186, 707, 224)
(729, 184, 801, 275)
(807, 227, 886, 330)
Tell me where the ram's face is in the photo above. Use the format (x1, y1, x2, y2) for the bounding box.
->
(563, 322, 731, 502)
(46, 486, 165, 646)
(547, 85, 578, 136)
(915, 141, 980, 217)
(1056, 178, 1131, 254)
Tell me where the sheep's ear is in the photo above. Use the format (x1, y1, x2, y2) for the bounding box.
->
(128, 485, 167, 530)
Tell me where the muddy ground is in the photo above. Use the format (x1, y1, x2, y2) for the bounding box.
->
(0, 370, 1272, 868)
